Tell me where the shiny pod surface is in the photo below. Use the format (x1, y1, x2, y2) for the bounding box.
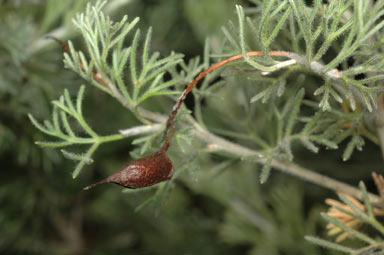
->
(84, 151, 174, 190)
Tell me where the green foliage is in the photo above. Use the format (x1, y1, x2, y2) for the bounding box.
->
(2, 0, 384, 254)
(306, 181, 384, 255)
(29, 85, 125, 178)
(63, 1, 184, 107)
(29, 0, 189, 177)
(225, 2, 383, 180)
(236, 2, 384, 112)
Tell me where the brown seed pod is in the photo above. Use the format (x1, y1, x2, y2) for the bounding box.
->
(84, 150, 174, 190)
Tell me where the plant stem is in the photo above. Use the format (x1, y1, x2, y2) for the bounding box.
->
(190, 122, 382, 204)
(161, 51, 293, 152)
(72, 142, 100, 178)
(119, 124, 161, 136)
(370, 218, 384, 236)
(352, 241, 384, 255)
(98, 133, 125, 143)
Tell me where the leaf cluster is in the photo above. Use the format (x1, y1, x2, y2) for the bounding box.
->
(28, 86, 121, 178)
(63, 1, 184, 108)
(307, 181, 384, 255)
(218, 2, 383, 179)
(28, 1, 192, 177)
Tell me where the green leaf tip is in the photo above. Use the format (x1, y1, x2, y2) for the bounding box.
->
(305, 235, 355, 253)
(61, 149, 94, 163)
(260, 156, 272, 184)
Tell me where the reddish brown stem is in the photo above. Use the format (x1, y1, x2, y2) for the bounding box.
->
(46, 36, 70, 53)
(160, 51, 291, 152)
(83, 178, 110, 190)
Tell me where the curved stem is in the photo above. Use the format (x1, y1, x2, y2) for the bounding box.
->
(161, 51, 291, 152)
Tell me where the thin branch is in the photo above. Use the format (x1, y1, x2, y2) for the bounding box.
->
(261, 59, 297, 75)
(119, 124, 161, 136)
(288, 52, 342, 79)
(190, 121, 382, 204)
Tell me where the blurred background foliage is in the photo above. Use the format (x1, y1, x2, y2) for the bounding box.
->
(0, 0, 382, 254)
